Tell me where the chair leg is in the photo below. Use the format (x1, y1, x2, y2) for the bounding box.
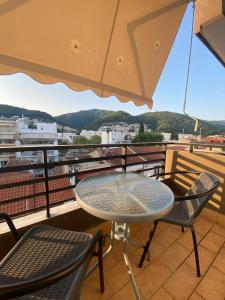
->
(139, 220, 158, 268)
(191, 225, 201, 277)
(181, 226, 184, 233)
(97, 235, 104, 293)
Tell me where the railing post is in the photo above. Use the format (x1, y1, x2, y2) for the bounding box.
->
(161, 144, 167, 176)
(43, 150, 50, 218)
(74, 171, 79, 187)
(122, 145, 127, 173)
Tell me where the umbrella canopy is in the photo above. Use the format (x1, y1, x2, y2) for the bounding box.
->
(0, 0, 187, 108)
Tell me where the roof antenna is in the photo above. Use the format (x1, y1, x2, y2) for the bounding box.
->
(183, 1, 199, 132)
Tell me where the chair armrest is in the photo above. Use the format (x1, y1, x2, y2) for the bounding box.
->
(0, 230, 103, 298)
(155, 170, 200, 179)
(0, 213, 20, 241)
(174, 184, 219, 202)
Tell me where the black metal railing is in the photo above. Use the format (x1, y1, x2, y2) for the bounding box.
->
(0, 142, 169, 218)
(0, 141, 224, 219)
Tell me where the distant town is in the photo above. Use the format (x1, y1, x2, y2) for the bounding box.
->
(0, 113, 225, 167)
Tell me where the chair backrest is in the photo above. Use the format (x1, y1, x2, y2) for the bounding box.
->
(184, 172, 219, 219)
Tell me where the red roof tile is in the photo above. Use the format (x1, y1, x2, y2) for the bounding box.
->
(0, 164, 75, 216)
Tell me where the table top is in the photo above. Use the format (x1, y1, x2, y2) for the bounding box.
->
(75, 172, 174, 223)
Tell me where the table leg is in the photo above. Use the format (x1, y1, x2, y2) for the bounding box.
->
(86, 222, 143, 299)
(123, 224, 142, 300)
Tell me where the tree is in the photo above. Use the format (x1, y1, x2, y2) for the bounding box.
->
(73, 136, 89, 144)
(171, 133, 178, 140)
(58, 140, 69, 145)
(139, 121, 145, 134)
(133, 132, 163, 143)
(89, 135, 101, 144)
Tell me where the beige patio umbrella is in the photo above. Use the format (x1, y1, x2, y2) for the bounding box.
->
(0, 0, 188, 108)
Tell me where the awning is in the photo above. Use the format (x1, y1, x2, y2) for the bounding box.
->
(194, 0, 225, 67)
(0, 0, 188, 108)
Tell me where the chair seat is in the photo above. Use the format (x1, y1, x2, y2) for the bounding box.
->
(162, 201, 193, 226)
(161, 178, 193, 226)
(0, 225, 93, 300)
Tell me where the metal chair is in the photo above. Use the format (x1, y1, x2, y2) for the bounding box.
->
(0, 213, 104, 299)
(139, 171, 219, 277)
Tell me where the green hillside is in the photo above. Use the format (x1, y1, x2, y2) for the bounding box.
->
(56, 110, 225, 136)
(55, 109, 111, 129)
(139, 111, 223, 135)
(85, 111, 136, 130)
(0, 104, 54, 122)
(0, 104, 224, 136)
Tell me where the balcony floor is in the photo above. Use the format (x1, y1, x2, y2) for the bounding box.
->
(80, 216, 225, 300)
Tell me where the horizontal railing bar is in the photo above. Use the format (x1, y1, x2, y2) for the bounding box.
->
(1, 199, 75, 220)
(0, 155, 164, 188)
(8, 205, 48, 218)
(77, 164, 123, 177)
(125, 151, 166, 158)
(47, 155, 124, 168)
(48, 185, 76, 194)
(126, 159, 165, 168)
(0, 192, 46, 205)
(0, 165, 124, 191)
(0, 142, 170, 153)
(134, 165, 163, 173)
(0, 163, 44, 173)
(190, 142, 225, 148)
(49, 198, 75, 207)
(46, 151, 166, 168)
(47, 173, 72, 181)
(2, 197, 76, 219)
(0, 142, 224, 154)
(0, 177, 46, 190)
(0, 151, 165, 173)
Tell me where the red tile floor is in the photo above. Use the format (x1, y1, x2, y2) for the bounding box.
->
(81, 216, 225, 300)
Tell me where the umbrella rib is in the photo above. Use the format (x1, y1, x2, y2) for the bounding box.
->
(0, 0, 32, 17)
(99, 0, 121, 95)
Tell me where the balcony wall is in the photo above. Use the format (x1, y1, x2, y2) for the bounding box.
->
(166, 149, 225, 224)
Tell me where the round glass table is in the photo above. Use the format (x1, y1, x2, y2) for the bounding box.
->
(75, 172, 174, 299)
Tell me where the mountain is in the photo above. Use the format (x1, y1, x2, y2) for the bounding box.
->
(55, 109, 111, 130)
(56, 109, 225, 136)
(0, 104, 54, 122)
(139, 111, 225, 135)
(55, 110, 137, 130)
(209, 120, 225, 132)
(0, 104, 225, 136)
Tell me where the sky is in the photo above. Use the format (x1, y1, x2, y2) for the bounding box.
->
(0, 4, 224, 120)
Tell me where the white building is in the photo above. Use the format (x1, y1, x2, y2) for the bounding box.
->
(57, 132, 77, 143)
(16, 118, 57, 144)
(101, 125, 130, 144)
(0, 117, 58, 163)
(57, 124, 77, 133)
(16, 118, 58, 162)
(178, 134, 195, 142)
(0, 119, 17, 167)
(161, 132, 172, 141)
(0, 119, 17, 145)
(80, 130, 101, 140)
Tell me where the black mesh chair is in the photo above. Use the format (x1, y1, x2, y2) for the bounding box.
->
(139, 171, 219, 277)
(0, 213, 104, 299)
